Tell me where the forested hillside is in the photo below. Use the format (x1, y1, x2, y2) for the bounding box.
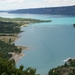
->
(8, 5, 75, 15)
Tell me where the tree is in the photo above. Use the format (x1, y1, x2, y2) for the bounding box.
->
(9, 38, 12, 43)
(19, 65, 24, 71)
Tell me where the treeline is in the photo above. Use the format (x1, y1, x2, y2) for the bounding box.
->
(0, 21, 21, 34)
(0, 40, 22, 59)
(0, 17, 51, 24)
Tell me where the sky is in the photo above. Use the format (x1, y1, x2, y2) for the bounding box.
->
(0, 0, 75, 10)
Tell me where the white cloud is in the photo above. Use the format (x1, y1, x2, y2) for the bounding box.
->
(0, 0, 25, 10)
(0, 0, 24, 2)
(0, 0, 75, 10)
(43, 0, 75, 7)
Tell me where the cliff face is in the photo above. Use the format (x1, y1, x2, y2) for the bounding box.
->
(8, 5, 75, 15)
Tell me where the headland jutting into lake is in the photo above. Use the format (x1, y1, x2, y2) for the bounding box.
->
(0, 17, 51, 62)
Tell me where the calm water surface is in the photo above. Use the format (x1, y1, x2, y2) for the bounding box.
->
(0, 13, 75, 75)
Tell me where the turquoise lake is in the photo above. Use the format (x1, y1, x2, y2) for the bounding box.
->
(0, 12, 75, 75)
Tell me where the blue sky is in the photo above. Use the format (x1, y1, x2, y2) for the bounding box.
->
(0, 0, 75, 10)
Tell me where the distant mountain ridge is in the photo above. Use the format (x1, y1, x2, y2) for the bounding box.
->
(8, 5, 75, 15)
(0, 10, 7, 12)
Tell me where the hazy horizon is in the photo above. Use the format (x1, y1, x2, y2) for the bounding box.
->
(0, 0, 75, 10)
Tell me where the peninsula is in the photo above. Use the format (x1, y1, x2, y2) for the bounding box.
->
(0, 17, 51, 42)
(0, 17, 51, 62)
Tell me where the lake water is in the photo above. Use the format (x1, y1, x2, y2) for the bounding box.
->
(0, 12, 75, 75)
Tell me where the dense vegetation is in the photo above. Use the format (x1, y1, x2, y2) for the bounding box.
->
(0, 17, 51, 35)
(8, 5, 75, 15)
(0, 58, 39, 75)
(48, 59, 75, 75)
(0, 40, 22, 59)
(0, 21, 21, 34)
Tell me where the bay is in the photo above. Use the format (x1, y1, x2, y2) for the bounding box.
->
(0, 12, 75, 75)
